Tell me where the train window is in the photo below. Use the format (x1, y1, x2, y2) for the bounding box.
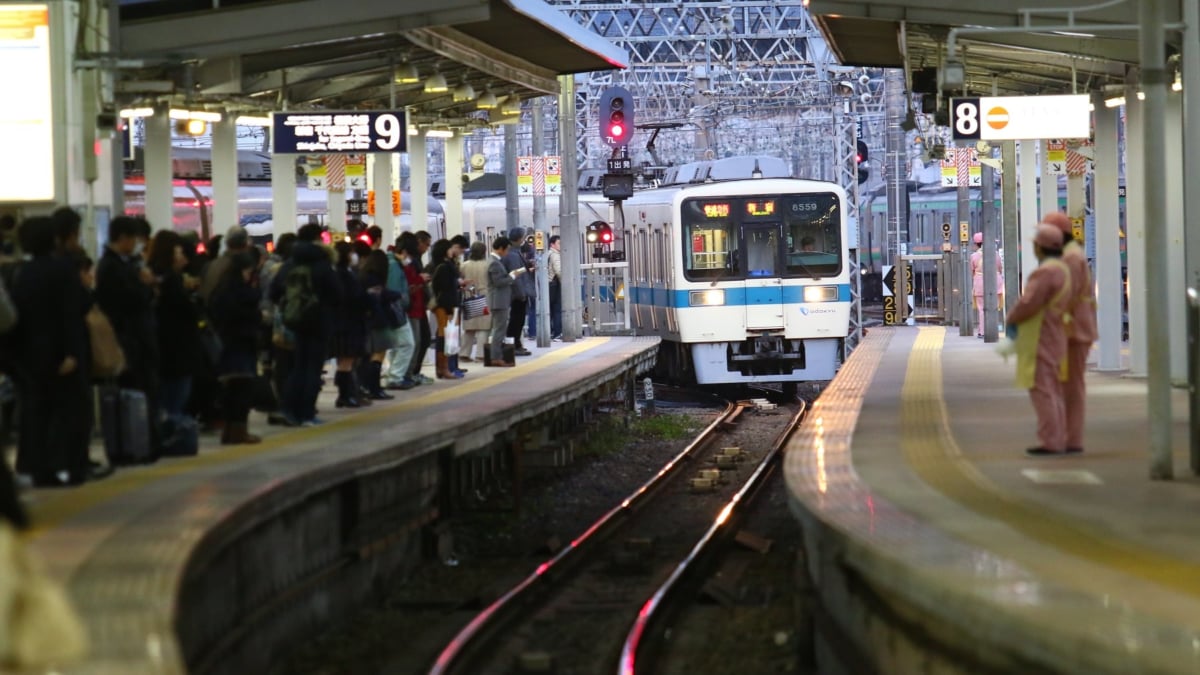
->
(782, 193, 842, 278)
(681, 199, 740, 281)
(744, 226, 778, 277)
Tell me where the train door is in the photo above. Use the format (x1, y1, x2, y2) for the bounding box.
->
(742, 223, 784, 330)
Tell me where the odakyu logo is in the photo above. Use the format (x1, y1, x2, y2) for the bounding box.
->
(799, 307, 810, 316)
(799, 306, 836, 316)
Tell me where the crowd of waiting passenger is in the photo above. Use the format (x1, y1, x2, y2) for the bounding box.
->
(0, 212, 563, 524)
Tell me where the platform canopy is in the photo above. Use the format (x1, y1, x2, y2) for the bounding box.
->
(806, 0, 1181, 94)
(116, 0, 627, 128)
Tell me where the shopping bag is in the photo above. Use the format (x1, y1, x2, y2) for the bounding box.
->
(444, 311, 461, 356)
(462, 294, 487, 320)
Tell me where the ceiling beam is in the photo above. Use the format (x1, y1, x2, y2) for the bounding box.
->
(404, 26, 560, 95)
(120, 0, 491, 60)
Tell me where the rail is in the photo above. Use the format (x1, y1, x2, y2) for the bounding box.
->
(617, 400, 808, 675)
(427, 397, 741, 675)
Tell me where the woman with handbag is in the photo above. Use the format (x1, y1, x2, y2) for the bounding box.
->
(359, 250, 402, 401)
(148, 231, 201, 423)
(209, 254, 262, 445)
(430, 240, 464, 379)
(459, 242, 491, 362)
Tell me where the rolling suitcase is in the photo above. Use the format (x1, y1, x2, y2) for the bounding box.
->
(99, 386, 152, 464)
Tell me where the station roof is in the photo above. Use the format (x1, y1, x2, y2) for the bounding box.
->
(116, 0, 626, 127)
(806, 1, 1181, 95)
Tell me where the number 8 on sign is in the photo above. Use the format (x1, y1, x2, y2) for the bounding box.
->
(950, 98, 981, 140)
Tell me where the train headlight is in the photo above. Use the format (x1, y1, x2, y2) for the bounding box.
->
(803, 285, 839, 303)
(688, 289, 725, 307)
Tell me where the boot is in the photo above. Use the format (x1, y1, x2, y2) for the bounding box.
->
(221, 422, 261, 445)
(352, 368, 373, 406)
(449, 354, 467, 377)
(334, 372, 361, 408)
(368, 362, 394, 400)
(436, 352, 457, 379)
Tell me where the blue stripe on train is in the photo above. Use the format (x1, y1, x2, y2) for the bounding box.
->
(628, 284, 851, 308)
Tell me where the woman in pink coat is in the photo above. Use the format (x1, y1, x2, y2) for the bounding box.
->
(1006, 224, 1074, 457)
(970, 232, 1004, 337)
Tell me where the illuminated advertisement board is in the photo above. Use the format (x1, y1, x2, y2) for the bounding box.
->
(0, 4, 55, 201)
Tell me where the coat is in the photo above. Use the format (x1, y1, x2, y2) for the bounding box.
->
(1008, 257, 1072, 390)
(460, 259, 491, 331)
(487, 253, 515, 310)
(155, 271, 202, 378)
(502, 248, 531, 301)
(432, 259, 462, 311)
(331, 265, 368, 358)
(210, 278, 261, 377)
(269, 241, 340, 339)
(95, 246, 157, 371)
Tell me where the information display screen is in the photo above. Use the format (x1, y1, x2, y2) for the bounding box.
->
(745, 200, 776, 217)
(0, 4, 55, 201)
(272, 110, 407, 154)
(702, 203, 730, 218)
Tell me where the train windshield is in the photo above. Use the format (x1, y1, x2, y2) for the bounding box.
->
(782, 193, 842, 278)
(681, 192, 842, 281)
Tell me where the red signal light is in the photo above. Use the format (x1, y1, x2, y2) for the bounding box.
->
(610, 123, 624, 138)
(196, 242, 207, 255)
(321, 231, 332, 245)
(601, 231, 613, 243)
(358, 233, 373, 245)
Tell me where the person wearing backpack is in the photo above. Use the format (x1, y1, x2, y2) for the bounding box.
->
(270, 224, 339, 426)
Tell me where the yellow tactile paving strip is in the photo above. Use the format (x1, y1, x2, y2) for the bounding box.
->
(902, 327, 1200, 597)
(30, 337, 608, 535)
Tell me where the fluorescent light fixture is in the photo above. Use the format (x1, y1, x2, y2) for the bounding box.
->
(452, 82, 476, 102)
(235, 115, 272, 126)
(476, 91, 498, 110)
(1137, 91, 1146, 100)
(183, 119, 207, 136)
(169, 108, 222, 122)
(408, 125, 419, 136)
(1173, 74, 1183, 92)
(688, 289, 725, 306)
(1104, 96, 1125, 108)
(424, 72, 448, 93)
(119, 107, 155, 118)
(425, 129, 454, 138)
(500, 96, 521, 116)
(394, 61, 419, 84)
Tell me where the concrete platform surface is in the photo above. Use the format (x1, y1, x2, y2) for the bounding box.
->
(19, 336, 659, 674)
(786, 326, 1200, 674)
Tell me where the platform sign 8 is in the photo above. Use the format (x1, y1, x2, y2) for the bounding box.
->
(272, 110, 407, 154)
(950, 98, 982, 141)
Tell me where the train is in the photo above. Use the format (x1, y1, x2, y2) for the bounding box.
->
(621, 176, 851, 388)
(123, 147, 446, 244)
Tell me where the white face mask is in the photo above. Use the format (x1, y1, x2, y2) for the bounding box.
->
(133, 241, 145, 256)
(349, 253, 360, 266)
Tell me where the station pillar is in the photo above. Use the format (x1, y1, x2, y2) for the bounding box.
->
(1166, 92, 1188, 382)
(370, 153, 394, 244)
(143, 104, 172, 231)
(444, 131, 464, 238)
(1017, 141, 1038, 287)
(271, 152, 296, 241)
(408, 130, 428, 238)
(326, 174, 345, 233)
(211, 114, 238, 240)
(1125, 80, 1148, 376)
(1092, 92, 1123, 372)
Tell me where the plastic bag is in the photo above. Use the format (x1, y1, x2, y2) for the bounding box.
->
(444, 311, 461, 356)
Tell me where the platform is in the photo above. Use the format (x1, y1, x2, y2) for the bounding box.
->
(785, 326, 1200, 674)
(23, 336, 658, 675)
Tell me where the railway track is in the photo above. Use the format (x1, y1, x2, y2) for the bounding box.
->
(428, 395, 807, 675)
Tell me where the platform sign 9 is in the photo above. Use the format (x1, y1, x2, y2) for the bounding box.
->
(272, 111, 407, 154)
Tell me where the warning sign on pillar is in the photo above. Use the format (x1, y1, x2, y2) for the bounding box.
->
(1046, 139, 1066, 175)
(345, 155, 366, 190)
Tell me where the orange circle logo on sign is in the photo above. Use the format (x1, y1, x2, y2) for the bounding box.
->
(986, 106, 1010, 130)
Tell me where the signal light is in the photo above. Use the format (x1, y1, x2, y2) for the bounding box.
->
(599, 86, 634, 148)
(856, 140, 869, 185)
(266, 240, 275, 254)
(321, 230, 332, 245)
(196, 242, 207, 255)
(358, 233, 373, 245)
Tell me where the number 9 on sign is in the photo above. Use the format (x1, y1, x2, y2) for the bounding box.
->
(374, 114, 402, 151)
(950, 98, 981, 140)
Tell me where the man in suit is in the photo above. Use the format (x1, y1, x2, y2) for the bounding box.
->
(486, 236, 525, 367)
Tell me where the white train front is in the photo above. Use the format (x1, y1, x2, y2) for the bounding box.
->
(622, 178, 851, 386)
